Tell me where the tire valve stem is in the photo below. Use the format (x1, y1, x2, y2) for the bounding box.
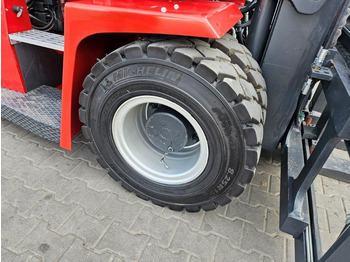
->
(160, 153, 169, 169)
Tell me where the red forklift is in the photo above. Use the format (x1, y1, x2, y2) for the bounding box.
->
(2, 0, 350, 260)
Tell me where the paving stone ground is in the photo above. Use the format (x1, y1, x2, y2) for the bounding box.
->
(1, 119, 349, 261)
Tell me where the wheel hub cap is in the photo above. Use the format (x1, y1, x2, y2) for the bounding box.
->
(145, 112, 188, 152)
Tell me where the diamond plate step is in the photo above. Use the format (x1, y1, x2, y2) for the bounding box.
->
(1, 86, 61, 143)
(9, 29, 64, 51)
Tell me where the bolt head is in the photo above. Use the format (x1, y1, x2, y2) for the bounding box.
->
(161, 7, 167, 13)
(174, 4, 179, 9)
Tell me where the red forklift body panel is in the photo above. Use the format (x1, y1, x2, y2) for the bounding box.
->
(60, 0, 243, 150)
(1, 0, 32, 93)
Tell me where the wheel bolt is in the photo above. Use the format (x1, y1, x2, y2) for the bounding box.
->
(168, 147, 174, 152)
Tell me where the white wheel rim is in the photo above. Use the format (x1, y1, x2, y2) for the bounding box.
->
(111, 95, 209, 185)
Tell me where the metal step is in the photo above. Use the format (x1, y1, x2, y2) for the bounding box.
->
(8, 29, 64, 51)
(1, 86, 61, 143)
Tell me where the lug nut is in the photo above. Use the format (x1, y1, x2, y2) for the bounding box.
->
(168, 147, 174, 152)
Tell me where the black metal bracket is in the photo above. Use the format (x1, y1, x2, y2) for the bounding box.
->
(311, 67, 334, 81)
(320, 222, 350, 261)
(280, 48, 350, 260)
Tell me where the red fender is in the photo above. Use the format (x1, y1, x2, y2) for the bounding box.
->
(59, 0, 244, 149)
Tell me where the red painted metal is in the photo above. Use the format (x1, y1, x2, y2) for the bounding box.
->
(3, 0, 32, 34)
(1, 0, 32, 93)
(60, 0, 243, 150)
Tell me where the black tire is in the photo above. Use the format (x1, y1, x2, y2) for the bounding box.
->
(79, 33, 267, 211)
